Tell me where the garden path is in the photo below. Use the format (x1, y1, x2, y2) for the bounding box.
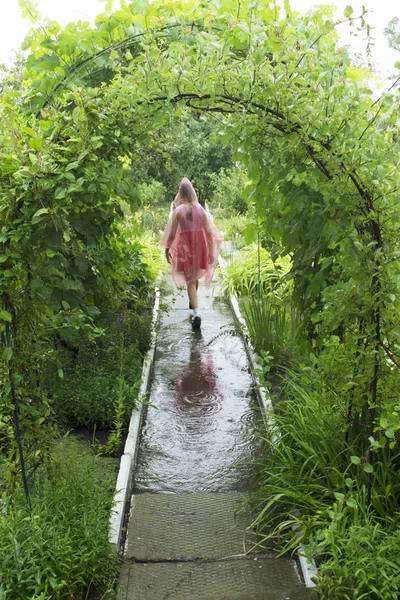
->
(117, 266, 315, 600)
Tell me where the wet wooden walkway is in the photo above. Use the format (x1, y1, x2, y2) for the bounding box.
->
(117, 276, 316, 600)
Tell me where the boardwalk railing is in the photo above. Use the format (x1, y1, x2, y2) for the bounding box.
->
(109, 287, 160, 550)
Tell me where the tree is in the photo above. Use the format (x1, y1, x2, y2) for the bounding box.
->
(209, 164, 248, 214)
(131, 110, 233, 204)
(0, 51, 26, 94)
(384, 17, 400, 53)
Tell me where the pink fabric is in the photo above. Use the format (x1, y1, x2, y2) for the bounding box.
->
(174, 350, 223, 411)
(160, 201, 222, 289)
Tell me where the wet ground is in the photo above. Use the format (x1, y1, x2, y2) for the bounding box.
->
(119, 273, 315, 599)
(133, 280, 263, 494)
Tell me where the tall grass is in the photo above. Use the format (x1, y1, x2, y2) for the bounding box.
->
(222, 244, 298, 366)
(250, 369, 351, 550)
(221, 244, 291, 299)
(0, 437, 118, 599)
(240, 296, 287, 362)
(316, 521, 400, 599)
(248, 368, 400, 598)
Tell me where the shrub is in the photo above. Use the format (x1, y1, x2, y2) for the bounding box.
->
(139, 204, 170, 235)
(211, 211, 248, 249)
(42, 310, 151, 431)
(137, 180, 167, 207)
(209, 164, 248, 214)
(0, 437, 118, 600)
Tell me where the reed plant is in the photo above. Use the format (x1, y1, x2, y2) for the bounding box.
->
(240, 296, 287, 363)
(249, 367, 400, 598)
(250, 368, 350, 551)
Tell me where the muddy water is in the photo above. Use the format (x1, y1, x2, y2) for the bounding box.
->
(133, 283, 263, 493)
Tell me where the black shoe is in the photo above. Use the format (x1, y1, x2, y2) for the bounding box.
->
(192, 315, 201, 330)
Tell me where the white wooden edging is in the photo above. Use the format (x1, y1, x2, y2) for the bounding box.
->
(218, 252, 317, 589)
(109, 287, 160, 550)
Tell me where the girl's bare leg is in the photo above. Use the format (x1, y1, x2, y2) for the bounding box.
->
(187, 281, 198, 310)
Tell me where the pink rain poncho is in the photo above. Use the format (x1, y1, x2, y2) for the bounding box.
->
(160, 178, 222, 289)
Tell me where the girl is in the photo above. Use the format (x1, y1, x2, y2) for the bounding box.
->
(160, 177, 222, 330)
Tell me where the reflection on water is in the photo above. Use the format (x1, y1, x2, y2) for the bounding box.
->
(133, 298, 263, 493)
(174, 330, 224, 421)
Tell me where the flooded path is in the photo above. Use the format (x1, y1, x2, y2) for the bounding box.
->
(133, 280, 262, 494)
(118, 274, 316, 600)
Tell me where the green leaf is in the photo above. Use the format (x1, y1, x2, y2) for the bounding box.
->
(55, 187, 66, 199)
(66, 161, 80, 171)
(29, 138, 42, 151)
(350, 456, 361, 465)
(32, 208, 49, 224)
(58, 368, 64, 379)
(346, 498, 358, 509)
(344, 5, 353, 17)
(72, 107, 80, 123)
(0, 310, 12, 322)
(362, 462, 374, 473)
(242, 223, 258, 245)
(237, 23, 250, 35)
(61, 300, 70, 310)
(27, 53, 60, 72)
(3, 346, 12, 363)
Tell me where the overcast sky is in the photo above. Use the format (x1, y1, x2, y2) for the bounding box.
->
(1, 0, 399, 81)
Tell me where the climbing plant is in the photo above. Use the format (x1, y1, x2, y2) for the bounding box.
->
(1, 0, 400, 508)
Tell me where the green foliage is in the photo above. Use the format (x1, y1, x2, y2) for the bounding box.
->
(140, 206, 170, 236)
(0, 84, 148, 480)
(240, 296, 288, 363)
(104, 336, 130, 455)
(210, 209, 247, 249)
(131, 110, 233, 204)
(138, 179, 167, 207)
(316, 520, 400, 599)
(384, 17, 400, 53)
(138, 230, 167, 281)
(41, 309, 151, 432)
(209, 164, 248, 214)
(0, 51, 26, 94)
(0, 437, 117, 599)
(249, 367, 400, 596)
(250, 369, 351, 549)
(221, 244, 291, 298)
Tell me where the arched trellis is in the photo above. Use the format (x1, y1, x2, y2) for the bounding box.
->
(3, 0, 400, 505)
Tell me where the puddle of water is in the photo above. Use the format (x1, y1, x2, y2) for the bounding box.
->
(133, 290, 264, 493)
